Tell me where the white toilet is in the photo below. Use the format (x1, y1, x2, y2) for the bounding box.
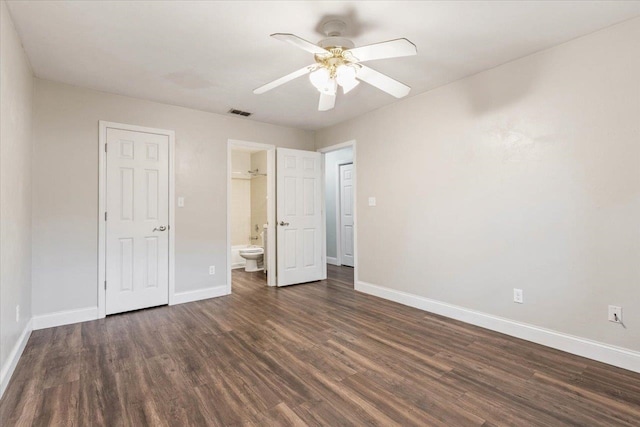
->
(239, 246, 264, 272)
(240, 246, 264, 271)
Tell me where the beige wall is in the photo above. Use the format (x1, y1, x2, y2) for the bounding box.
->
(231, 151, 251, 246)
(32, 79, 313, 316)
(0, 0, 33, 381)
(316, 18, 640, 351)
(250, 151, 267, 244)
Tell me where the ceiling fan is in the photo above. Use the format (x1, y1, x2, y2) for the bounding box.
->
(253, 20, 417, 111)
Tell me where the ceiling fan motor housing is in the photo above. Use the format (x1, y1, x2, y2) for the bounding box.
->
(318, 19, 354, 50)
(318, 37, 355, 50)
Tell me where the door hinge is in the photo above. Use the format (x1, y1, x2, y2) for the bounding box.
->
(105, 143, 107, 153)
(104, 280, 107, 290)
(105, 212, 107, 221)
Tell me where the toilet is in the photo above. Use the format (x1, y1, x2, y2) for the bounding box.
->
(239, 246, 264, 272)
(239, 247, 264, 272)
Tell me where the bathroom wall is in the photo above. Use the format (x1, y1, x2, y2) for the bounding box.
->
(250, 151, 268, 244)
(231, 150, 251, 246)
(324, 146, 353, 264)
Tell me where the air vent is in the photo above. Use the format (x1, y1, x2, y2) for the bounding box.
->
(228, 108, 252, 117)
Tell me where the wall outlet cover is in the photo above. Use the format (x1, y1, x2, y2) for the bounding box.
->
(209, 265, 215, 275)
(368, 197, 377, 207)
(513, 288, 524, 304)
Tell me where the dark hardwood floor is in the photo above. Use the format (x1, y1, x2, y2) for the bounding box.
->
(2, 264, 639, 426)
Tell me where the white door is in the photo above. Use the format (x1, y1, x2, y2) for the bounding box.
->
(276, 148, 324, 286)
(106, 128, 170, 314)
(339, 163, 355, 267)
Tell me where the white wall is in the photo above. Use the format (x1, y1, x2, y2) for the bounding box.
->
(0, 0, 33, 392)
(315, 17, 640, 352)
(324, 147, 353, 261)
(32, 79, 314, 317)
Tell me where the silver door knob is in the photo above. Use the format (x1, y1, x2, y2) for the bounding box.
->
(278, 221, 290, 226)
(153, 225, 167, 232)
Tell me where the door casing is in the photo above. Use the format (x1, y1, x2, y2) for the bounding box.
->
(318, 140, 358, 284)
(98, 121, 176, 318)
(227, 139, 277, 287)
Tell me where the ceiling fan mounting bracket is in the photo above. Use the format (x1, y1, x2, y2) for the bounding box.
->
(321, 19, 347, 37)
(318, 20, 354, 50)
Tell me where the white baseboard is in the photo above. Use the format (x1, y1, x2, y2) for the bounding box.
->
(1, 319, 33, 398)
(33, 307, 99, 330)
(172, 285, 229, 305)
(356, 280, 640, 373)
(327, 257, 340, 266)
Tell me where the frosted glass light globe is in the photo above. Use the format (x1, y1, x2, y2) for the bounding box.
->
(336, 65, 359, 94)
(309, 68, 330, 91)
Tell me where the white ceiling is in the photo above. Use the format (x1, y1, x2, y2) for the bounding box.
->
(7, 1, 640, 130)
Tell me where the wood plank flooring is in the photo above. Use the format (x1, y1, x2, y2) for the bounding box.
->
(2, 265, 640, 426)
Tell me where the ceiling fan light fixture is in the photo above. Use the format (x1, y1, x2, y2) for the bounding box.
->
(336, 64, 359, 94)
(309, 67, 330, 91)
(309, 67, 337, 95)
(341, 78, 359, 95)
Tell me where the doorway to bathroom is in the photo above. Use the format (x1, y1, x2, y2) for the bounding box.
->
(318, 140, 358, 284)
(227, 140, 276, 288)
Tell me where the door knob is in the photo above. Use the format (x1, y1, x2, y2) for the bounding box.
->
(153, 225, 167, 232)
(278, 221, 290, 226)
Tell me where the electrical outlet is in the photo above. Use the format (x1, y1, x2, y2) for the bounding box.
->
(608, 305, 622, 323)
(209, 265, 215, 275)
(16, 305, 20, 323)
(513, 288, 524, 304)
(368, 197, 377, 207)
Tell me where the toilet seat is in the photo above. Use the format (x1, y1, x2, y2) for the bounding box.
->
(240, 247, 263, 254)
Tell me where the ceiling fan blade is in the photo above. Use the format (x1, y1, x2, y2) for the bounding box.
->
(346, 38, 417, 63)
(271, 33, 328, 55)
(357, 65, 411, 98)
(318, 92, 336, 111)
(253, 65, 315, 94)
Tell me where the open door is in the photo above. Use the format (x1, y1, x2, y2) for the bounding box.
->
(339, 163, 355, 267)
(276, 148, 325, 286)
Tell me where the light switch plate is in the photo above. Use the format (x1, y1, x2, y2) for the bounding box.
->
(608, 305, 622, 323)
(177, 197, 185, 208)
(209, 266, 215, 275)
(368, 197, 377, 207)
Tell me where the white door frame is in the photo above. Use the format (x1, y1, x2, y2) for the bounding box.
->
(317, 140, 357, 283)
(337, 162, 354, 266)
(98, 121, 176, 318)
(227, 139, 276, 287)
